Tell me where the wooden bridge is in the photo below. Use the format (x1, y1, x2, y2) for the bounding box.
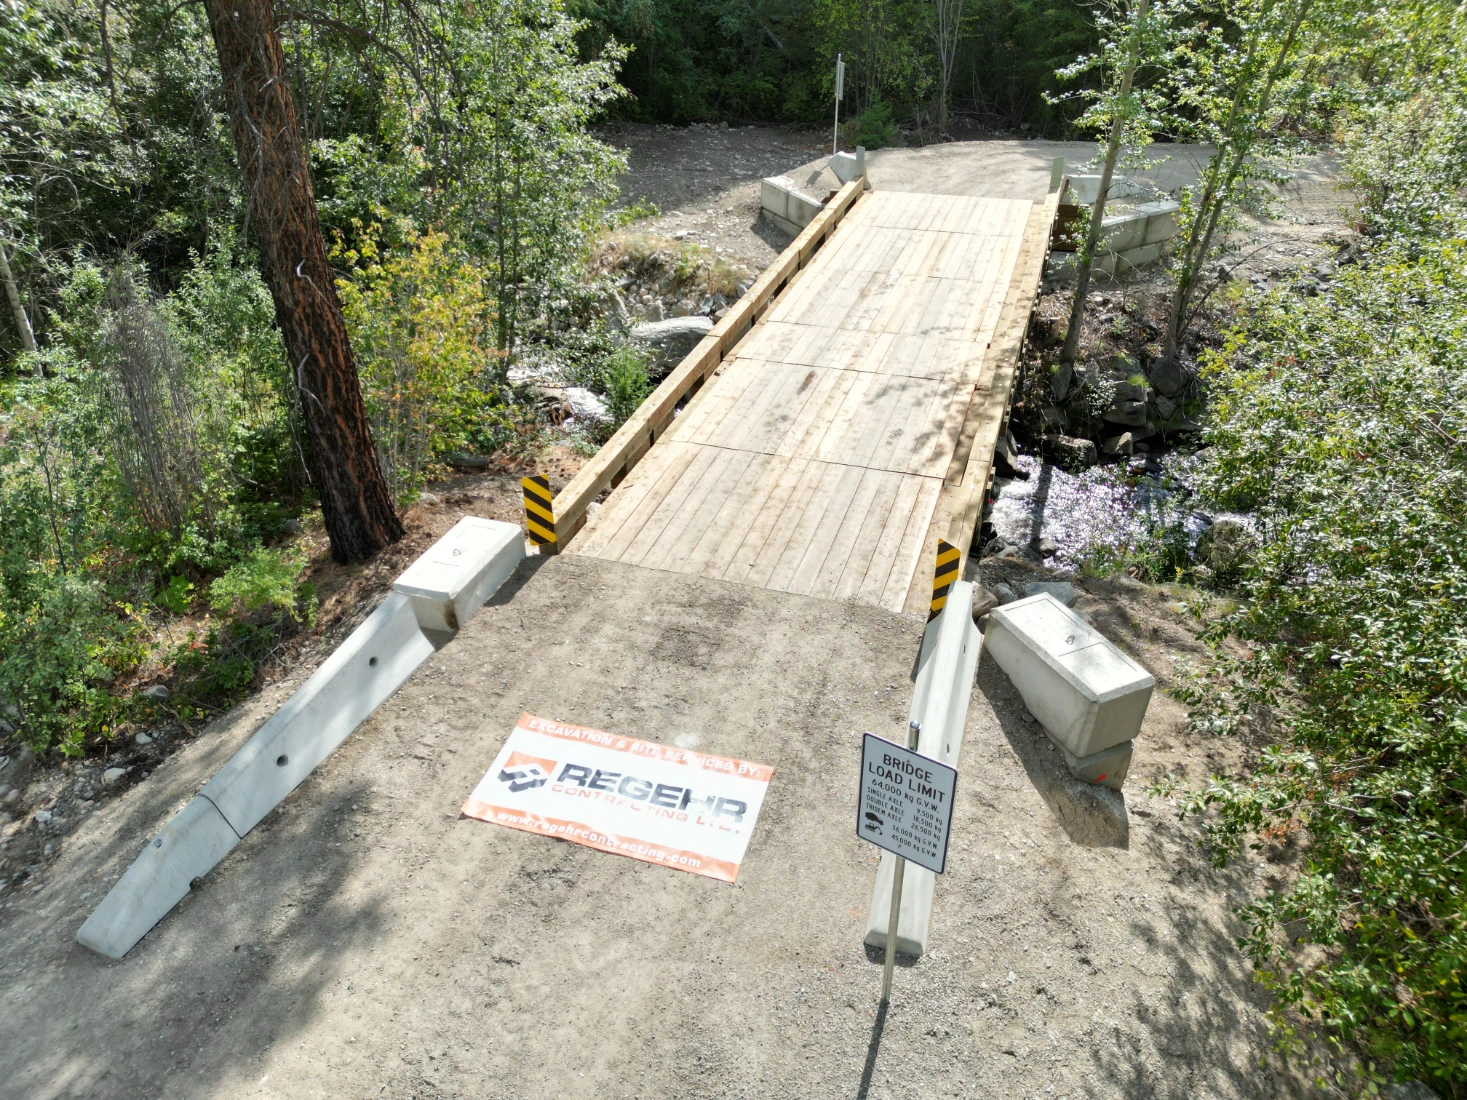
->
(541, 176, 1062, 614)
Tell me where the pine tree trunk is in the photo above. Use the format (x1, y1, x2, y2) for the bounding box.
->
(202, 0, 403, 563)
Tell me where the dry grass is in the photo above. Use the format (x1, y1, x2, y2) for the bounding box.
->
(591, 230, 747, 299)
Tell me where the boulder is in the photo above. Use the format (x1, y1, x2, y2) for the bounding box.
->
(0, 744, 35, 794)
(1154, 395, 1177, 420)
(1041, 434, 1099, 468)
(141, 684, 170, 701)
(992, 582, 1019, 605)
(564, 387, 611, 424)
(1102, 399, 1149, 427)
(1110, 379, 1149, 403)
(994, 431, 1027, 479)
(447, 452, 491, 469)
(1102, 432, 1135, 456)
(631, 316, 714, 375)
(1148, 356, 1189, 397)
(972, 586, 1001, 620)
(1390, 1083, 1442, 1100)
(1105, 352, 1140, 375)
(1025, 581, 1080, 607)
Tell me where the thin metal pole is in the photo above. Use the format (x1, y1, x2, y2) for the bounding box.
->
(833, 54, 843, 155)
(880, 719, 921, 1005)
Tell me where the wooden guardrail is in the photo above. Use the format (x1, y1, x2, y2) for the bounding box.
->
(902, 180, 1066, 613)
(548, 175, 868, 549)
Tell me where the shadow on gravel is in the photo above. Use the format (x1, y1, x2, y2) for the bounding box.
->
(855, 999, 889, 1099)
(1073, 838, 1284, 1099)
(977, 654, 1130, 849)
(13, 778, 389, 1098)
(484, 552, 551, 609)
(750, 213, 794, 254)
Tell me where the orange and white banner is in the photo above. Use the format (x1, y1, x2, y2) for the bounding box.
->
(462, 714, 774, 884)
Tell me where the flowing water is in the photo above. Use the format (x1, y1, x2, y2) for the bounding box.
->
(987, 450, 1219, 569)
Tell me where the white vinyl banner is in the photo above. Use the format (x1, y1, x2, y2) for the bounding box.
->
(462, 714, 774, 883)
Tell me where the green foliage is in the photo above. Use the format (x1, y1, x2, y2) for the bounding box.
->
(335, 227, 509, 502)
(1343, 36, 1467, 243)
(1176, 240, 1467, 1090)
(208, 548, 314, 623)
(602, 346, 653, 426)
(572, 0, 1099, 132)
(302, 0, 629, 363)
(844, 99, 901, 148)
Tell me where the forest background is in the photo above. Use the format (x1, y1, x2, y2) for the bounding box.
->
(1, 0, 1465, 1093)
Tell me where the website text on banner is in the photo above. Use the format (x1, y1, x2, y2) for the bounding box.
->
(462, 714, 774, 883)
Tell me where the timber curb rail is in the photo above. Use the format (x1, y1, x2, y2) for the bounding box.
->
(546, 176, 869, 552)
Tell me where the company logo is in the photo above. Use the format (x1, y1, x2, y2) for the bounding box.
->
(498, 751, 558, 793)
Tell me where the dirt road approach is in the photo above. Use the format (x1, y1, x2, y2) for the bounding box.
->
(0, 551, 1303, 1099)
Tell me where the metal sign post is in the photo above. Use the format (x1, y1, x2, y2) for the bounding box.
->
(858, 723, 957, 1005)
(833, 55, 846, 155)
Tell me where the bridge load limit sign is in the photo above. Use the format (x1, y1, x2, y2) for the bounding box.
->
(462, 714, 773, 883)
(858, 733, 957, 874)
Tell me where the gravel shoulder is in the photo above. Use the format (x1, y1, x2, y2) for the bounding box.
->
(0, 554, 1319, 1099)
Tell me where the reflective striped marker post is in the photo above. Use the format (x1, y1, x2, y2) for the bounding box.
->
(930, 539, 960, 618)
(521, 476, 557, 553)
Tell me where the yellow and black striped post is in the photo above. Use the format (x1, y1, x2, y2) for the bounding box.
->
(521, 475, 557, 553)
(929, 539, 960, 618)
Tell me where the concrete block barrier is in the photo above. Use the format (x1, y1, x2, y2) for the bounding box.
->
(760, 175, 826, 236)
(1068, 174, 1146, 206)
(1053, 736, 1133, 791)
(77, 796, 241, 958)
(984, 593, 1154, 760)
(393, 517, 525, 633)
(198, 592, 436, 837)
(864, 579, 981, 957)
(78, 519, 524, 959)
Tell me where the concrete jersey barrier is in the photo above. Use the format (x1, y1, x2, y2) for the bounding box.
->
(76, 518, 525, 959)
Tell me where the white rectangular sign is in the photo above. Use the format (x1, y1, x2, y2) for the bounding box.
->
(463, 714, 774, 884)
(857, 733, 957, 874)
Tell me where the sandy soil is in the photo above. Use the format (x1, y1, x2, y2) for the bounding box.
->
(604, 123, 1350, 293)
(602, 121, 829, 275)
(0, 553, 1332, 1100)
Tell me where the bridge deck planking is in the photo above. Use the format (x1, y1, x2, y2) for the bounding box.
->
(570, 189, 1036, 612)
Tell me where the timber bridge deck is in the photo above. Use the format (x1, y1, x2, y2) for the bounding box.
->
(543, 177, 1062, 613)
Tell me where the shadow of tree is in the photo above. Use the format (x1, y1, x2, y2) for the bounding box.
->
(977, 652, 1130, 849)
(3, 774, 390, 1098)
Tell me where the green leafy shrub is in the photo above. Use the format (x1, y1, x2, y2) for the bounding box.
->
(1176, 239, 1467, 1091)
(336, 228, 510, 503)
(208, 547, 314, 625)
(602, 346, 653, 427)
(844, 99, 901, 149)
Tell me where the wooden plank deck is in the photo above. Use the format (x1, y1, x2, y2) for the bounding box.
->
(568, 188, 1051, 614)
